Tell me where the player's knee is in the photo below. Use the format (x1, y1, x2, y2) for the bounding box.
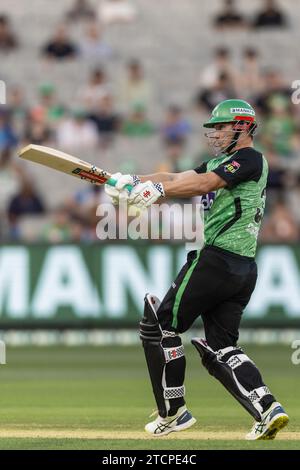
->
(139, 293, 162, 345)
(139, 315, 161, 344)
(216, 346, 255, 370)
(202, 348, 218, 375)
(140, 293, 180, 343)
(192, 339, 245, 376)
(174, 324, 188, 335)
(191, 338, 218, 375)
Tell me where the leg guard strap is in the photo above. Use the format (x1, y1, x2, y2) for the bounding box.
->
(164, 345, 185, 363)
(164, 385, 185, 400)
(248, 386, 272, 405)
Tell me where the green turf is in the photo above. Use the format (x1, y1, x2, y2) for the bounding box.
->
(1, 438, 300, 450)
(0, 344, 299, 450)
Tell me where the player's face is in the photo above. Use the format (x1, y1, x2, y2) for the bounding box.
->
(205, 123, 235, 155)
(212, 123, 235, 148)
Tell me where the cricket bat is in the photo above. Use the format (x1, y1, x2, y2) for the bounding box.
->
(18, 144, 133, 191)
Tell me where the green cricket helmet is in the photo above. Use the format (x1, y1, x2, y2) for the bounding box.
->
(203, 99, 256, 128)
(203, 99, 257, 155)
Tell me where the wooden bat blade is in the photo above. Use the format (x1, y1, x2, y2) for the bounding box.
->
(18, 144, 111, 185)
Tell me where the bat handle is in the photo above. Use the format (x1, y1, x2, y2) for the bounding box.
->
(106, 177, 133, 192)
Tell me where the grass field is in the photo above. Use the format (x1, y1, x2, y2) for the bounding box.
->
(0, 343, 299, 450)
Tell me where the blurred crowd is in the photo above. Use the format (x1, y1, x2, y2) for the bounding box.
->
(1, 0, 300, 244)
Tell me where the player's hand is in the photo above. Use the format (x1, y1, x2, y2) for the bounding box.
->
(128, 181, 165, 208)
(105, 173, 140, 205)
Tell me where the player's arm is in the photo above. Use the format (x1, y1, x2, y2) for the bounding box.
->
(138, 148, 263, 199)
(127, 149, 263, 208)
(138, 164, 226, 193)
(126, 170, 227, 208)
(138, 161, 210, 185)
(139, 172, 180, 183)
(161, 170, 226, 197)
(138, 172, 180, 183)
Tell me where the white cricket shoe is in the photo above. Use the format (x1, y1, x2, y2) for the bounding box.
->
(245, 401, 289, 440)
(145, 406, 196, 436)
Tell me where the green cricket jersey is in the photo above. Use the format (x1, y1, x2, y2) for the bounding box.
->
(194, 147, 268, 258)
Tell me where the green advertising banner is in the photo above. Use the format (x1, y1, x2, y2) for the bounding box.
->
(0, 243, 300, 327)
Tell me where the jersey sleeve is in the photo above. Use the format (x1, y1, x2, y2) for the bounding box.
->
(194, 162, 208, 174)
(212, 148, 263, 189)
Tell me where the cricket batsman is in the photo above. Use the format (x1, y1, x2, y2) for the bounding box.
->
(105, 99, 289, 440)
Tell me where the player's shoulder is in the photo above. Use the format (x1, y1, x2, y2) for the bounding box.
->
(233, 147, 264, 174)
(234, 146, 263, 162)
(212, 146, 266, 187)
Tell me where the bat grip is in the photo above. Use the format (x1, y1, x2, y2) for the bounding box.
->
(107, 177, 133, 192)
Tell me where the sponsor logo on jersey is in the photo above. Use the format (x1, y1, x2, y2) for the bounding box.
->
(200, 191, 216, 211)
(230, 107, 255, 116)
(224, 160, 240, 174)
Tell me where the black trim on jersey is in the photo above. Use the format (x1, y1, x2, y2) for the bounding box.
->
(212, 147, 263, 189)
(194, 162, 208, 174)
(211, 197, 242, 244)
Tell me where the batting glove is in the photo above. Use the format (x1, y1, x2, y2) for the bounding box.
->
(105, 173, 141, 205)
(128, 181, 165, 208)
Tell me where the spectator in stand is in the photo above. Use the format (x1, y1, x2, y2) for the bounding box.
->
(265, 147, 289, 191)
(198, 47, 236, 89)
(0, 14, 18, 52)
(8, 86, 27, 136)
(79, 22, 113, 61)
(41, 207, 73, 243)
(37, 83, 65, 124)
(68, 219, 89, 242)
(262, 95, 297, 157)
(66, 185, 108, 241)
(7, 180, 45, 239)
(69, 184, 103, 213)
(41, 25, 78, 60)
(213, 0, 247, 30)
(23, 106, 53, 146)
(196, 72, 235, 113)
(66, 0, 96, 22)
(291, 128, 300, 157)
(161, 105, 191, 143)
(260, 197, 299, 242)
(287, 170, 300, 228)
(155, 137, 195, 173)
(119, 59, 152, 113)
(99, 0, 137, 25)
(253, 0, 288, 29)
(0, 108, 18, 151)
(122, 104, 155, 137)
(57, 109, 99, 151)
(255, 69, 292, 116)
(0, 148, 25, 221)
(78, 68, 112, 112)
(88, 93, 120, 148)
(237, 48, 264, 99)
